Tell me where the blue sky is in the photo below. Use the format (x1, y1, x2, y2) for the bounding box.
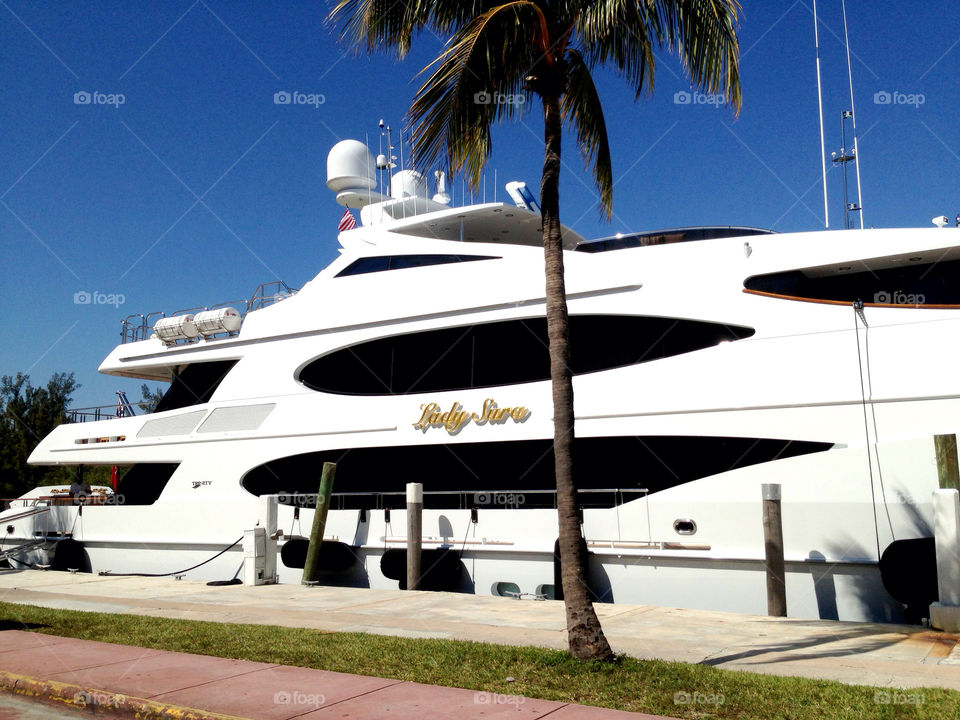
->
(1, 1, 958, 410)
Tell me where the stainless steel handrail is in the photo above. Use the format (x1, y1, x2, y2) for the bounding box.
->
(120, 280, 298, 344)
(0, 506, 50, 522)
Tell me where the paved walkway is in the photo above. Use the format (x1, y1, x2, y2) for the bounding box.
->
(0, 631, 667, 720)
(0, 568, 958, 714)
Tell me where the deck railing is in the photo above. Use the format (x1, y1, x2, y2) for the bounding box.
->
(120, 280, 297, 344)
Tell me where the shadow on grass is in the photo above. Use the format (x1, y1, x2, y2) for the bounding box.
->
(0, 620, 48, 631)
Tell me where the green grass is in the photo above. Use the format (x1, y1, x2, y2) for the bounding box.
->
(0, 601, 955, 719)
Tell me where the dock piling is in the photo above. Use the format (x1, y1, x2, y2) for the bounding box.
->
(762, 483, 787, 616)
(935, 434, 960, 490)
(930, 488, 960, 631)
(407, 483, 422, 591)
(302, 462, 336, 584)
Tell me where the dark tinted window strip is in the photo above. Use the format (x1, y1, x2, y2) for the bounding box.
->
(744, 258, 960, 306)
(115, 463, 179, 505)
(335, 254, 498, 277)
(298, 315, 755, 395)
(154, 360, 237, 413)
(241, 437, 831, 509)
(577, 227, 773, 253)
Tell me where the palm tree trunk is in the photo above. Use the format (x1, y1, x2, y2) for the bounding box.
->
(540, 94, 614, 662)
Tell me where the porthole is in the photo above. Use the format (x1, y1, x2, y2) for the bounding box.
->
(536, 583, 555, 600)
(673, 518, 697, 536)
(493, 581, 521, 597)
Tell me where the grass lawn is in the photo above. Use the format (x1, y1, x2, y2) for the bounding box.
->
(0, 600, 955, 719)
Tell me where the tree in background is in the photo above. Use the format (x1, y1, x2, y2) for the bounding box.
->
(138, 384, 165, 414)
(0, 372, 78, 497)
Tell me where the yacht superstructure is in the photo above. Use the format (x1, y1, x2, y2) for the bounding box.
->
(4, 139, 958, 623)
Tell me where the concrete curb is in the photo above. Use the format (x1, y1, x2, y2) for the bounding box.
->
(0, 670, 250, 720)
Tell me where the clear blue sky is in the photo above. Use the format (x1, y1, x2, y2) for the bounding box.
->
(1, 1, 958, 409)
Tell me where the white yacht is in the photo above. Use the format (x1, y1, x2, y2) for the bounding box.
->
(3, 139, 957, 624)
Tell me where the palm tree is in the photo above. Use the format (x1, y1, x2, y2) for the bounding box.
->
(329, 0, 742, 661)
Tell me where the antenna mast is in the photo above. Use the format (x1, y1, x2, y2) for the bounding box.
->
(831, 112, 857, 229)
(813, 0, 830, 229)
(841, 0, 864, 228)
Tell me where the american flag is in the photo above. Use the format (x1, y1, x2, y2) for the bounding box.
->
(338, 208, 357, 232)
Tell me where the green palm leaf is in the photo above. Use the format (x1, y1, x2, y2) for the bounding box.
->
(561, 48, 613, 216)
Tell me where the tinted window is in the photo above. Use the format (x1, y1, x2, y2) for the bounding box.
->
(298, 315, 754, 395)
(336, 254, 497, 277)
(154, 360, 237, 413)
(745, 259, 960, 305)
(241, 437, 830, 509)
(115, 463, 179, 505)
(577, 227, 773, 253)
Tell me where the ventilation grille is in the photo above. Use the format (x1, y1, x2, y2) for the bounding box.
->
(197, 404, 276, 433)
(137, 410, 207, 438)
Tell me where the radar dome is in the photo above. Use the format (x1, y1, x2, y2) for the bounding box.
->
(391, 169, 428, 200)
(326, 140, 376, 193)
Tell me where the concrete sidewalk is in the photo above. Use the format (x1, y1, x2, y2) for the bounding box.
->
(1, 569, 959, 694)
(0, 631, 670, 719)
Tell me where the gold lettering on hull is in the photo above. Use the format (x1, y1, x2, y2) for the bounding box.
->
(413, 399, 531, 434)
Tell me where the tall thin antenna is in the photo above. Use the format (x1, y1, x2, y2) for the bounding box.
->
(813, 0, 830, 230)
(366, 132, 372, 208)
(397, 128, 405, 218)
(841, 0, 864, 228)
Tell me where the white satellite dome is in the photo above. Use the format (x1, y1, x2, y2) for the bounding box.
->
(390, 169, 428, 200)
(326, 140, 385, 208)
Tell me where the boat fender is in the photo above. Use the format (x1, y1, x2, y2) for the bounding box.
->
(280, 536, 358, 573)
(878, 537, 938, 623)
(380, 548, 463, 591)
(50, 538, 90, 573)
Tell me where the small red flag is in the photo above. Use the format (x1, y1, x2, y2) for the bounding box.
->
(338, 208, 357, 231)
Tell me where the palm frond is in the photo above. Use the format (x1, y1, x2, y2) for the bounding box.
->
(669, 0, 742, 112)
(406, 2, 545, 187)
(328, 0, 504, 56)
(574, 0, 741, 111)
(576, 0, 661, 99)
(561, 48, 613, 217)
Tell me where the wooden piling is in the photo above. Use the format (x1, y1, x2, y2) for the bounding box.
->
(934, 434, 960, 490)
(302, 462, 336, 584)
(762, 483, 787, 617)
(406, 483, 423, 591)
